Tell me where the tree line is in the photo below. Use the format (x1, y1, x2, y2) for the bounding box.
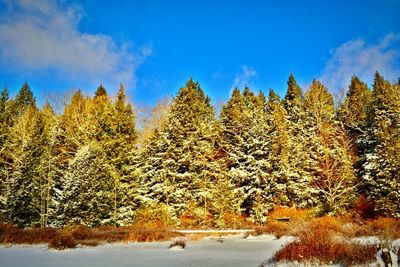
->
(0, 72, 399, 228)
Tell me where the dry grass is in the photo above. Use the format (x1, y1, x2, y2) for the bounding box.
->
(273, 227, 377, 265)
(0, 223, 182, 250)
(269, 213, 400, 266)
(253, 206, 314, 237)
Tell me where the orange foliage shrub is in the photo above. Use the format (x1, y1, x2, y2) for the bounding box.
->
(221, 213, 252, 229)
(254, 221, 291, 238)
(353, 194, 375, 219)
(308, 216, 343, 234)
(0, 223, 181, 249)
(268, 206, 314, 223)
(364, 217, 400, 239)
(273, 227, 377, 265)
(48, 233, 76, 250)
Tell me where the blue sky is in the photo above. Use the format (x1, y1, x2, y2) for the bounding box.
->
(0, 0, 399, 108)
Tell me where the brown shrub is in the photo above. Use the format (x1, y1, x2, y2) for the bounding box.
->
(353, 194, 375, 219)
(0, 223, 181, 249)
(268, 206, 314, 223)
(365, 217, 400, 239)
(48, 233, 76, 250)
(308, 216, 343, 234)
(127, 226, 181, 242)
(254, 221, 291, 238)
(273, 228, 377, 265)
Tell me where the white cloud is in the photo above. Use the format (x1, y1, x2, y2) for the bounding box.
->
(319, 33, 400, 92)
(232, 65, 258, 90)
(0, 0, 151, 89)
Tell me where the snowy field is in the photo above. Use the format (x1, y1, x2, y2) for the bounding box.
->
(0, 234, 293, 267)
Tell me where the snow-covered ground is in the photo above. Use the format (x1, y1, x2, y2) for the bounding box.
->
(0, 234, 293, 267)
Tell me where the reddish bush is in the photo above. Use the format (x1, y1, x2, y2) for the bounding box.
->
(254, 221, 291, 238)
(48, 233, 76, 250)
(268, 206, 314, 223)
(273, 227, 377, 265)
(353, 194, 375, 219)
(0, 223, 181, 249)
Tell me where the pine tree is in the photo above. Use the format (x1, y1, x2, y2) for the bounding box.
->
(60, 144, 114, 226)
(7, 104, 47, 227)
(38, 102, 59, 227)
(138, 79, 218, 218)
(220, 88, 271, 222)
(0, 87, 10, 220)
(337, 76, 372, 195)
(363, 72, 400, 217)
(281, 75, 314, 207)
(265, 89, 291, 206)
(94, 84, 107, 99)
(303, 80, 356, 214)
(97, 84, 138, 225)
(9, 83, 36, 120)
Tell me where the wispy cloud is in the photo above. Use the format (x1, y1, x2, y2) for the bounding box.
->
(232, 65, 258, 90)
(0, 0, 151, 89)
(319, 33, 400, 92)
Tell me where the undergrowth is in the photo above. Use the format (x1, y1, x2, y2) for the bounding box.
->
(0, 223, 181, 250)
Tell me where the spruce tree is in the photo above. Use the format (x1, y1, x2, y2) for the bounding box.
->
(7, 104, 47, 227)
(60, 144, 114, 226)
(363, 72, 400, 217)
(220, 88, 270, 222)
(95, 84, 138, 225)
(38, 102, 59, 227)
(303, 80, 356, 214)
(138, 79, 218, 218)
(94, 84, 107, 99)
(9, 83, 36, 120)
(281, 75, 313, 207)
(0, 87, 10, 220)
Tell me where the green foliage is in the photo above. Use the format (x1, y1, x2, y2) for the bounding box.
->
(1, 74, 399, 227)
(363, 72, 400, 217)
(60, 144, 114, 227)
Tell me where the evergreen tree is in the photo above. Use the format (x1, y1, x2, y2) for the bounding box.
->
(303, 80, 356, 214)
(94, 84, 107, 99)
(9, 83, 36, 120)
(220, 88, 270, 222)
(138, 79, 218, 218)
(337, 76, 372, 194)
(283, 73, 302, 112)
(7, 104, 47, 227)
(95, 84, 138, 225)
(0, 87, 10, 220)
(38, 103, 59, 227)
(363, 72, 400, 217)
(281, 75, 313, 207)
(60, 144, 114, 226)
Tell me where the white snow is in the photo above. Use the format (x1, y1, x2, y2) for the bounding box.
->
(0, 235, 293, 267)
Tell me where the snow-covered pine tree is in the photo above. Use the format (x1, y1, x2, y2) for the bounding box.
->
(50, 90, 95, 226)
(138, 79, 218, 219)
(7, 104, 47, 227)
(265, 89, 292, 207)
(282, 74, 314, 207)
(337, 76, 372, 183)
(60, 144, 114, 227)
(303, 80, 356, 214)
(38, 102, 59, 228)
(92, 84, 138, 225)
(363, 72, 400, 217)
(0, 87, 10, 221)
(219, 87, 270, 222)
(1, 84, 38, 225)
